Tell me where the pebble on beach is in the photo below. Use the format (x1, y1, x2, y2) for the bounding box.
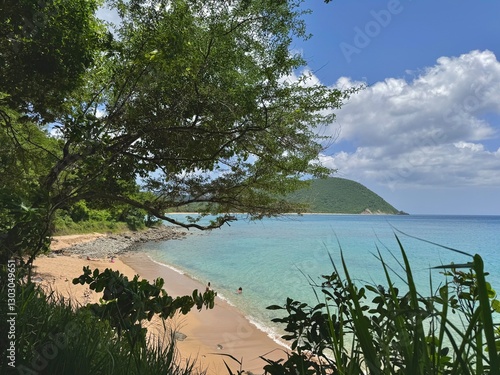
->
(53, 226, 187, 259)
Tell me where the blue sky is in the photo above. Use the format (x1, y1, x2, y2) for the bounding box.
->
(97, 1, 500, 215)
(292, 0, 500, 215)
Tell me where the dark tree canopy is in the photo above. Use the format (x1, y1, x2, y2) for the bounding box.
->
(0, 0, 354, 267)
(0, 0, 105, 122)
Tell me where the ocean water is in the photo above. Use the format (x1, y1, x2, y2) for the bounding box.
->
(137, 215, 500, 341)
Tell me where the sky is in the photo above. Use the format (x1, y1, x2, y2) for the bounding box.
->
(97, 1, 500, 215)
(292, 0, 500, 215)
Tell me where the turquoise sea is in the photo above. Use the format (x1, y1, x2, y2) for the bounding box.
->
(137, 215, 500, 341)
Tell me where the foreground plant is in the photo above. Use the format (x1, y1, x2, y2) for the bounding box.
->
(0, 280, 209, 375)
(263, 235, 500, 375)
(73, 267, 216, 349)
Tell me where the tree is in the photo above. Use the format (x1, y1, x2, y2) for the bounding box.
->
(1, 0, 107, 268)
(0, 0, 106, 122)
(1, 0, 354, 269)
(0, 96, 63, 267)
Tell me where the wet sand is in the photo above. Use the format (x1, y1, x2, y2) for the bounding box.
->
(121, 253, 288, 374)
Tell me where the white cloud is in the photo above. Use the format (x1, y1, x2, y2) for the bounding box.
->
(96, 5, 121, 28)
(48, 125, 63, 139)
(322, 50, 500, 189)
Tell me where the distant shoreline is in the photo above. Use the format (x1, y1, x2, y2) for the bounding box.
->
(167, 211, 409, 215)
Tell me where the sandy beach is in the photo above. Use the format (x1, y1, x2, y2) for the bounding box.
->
(33, 230, 288, 375)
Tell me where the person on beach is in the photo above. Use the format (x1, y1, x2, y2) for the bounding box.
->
(236, 287, 242, 294)
(206, 282, 211, 292)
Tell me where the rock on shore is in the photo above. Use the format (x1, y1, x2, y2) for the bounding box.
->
(55, 226, 188, 259)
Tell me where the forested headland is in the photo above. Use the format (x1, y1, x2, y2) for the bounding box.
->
(288, 177, 405, 214)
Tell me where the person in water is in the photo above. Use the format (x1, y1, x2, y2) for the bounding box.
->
(236, 287, 242, 294)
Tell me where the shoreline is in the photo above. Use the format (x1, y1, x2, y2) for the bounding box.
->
(34, 228, 288, 374)
(121, 252, 288, 373)
(50, 225, 189, 256)
(143, 254, 289, 348)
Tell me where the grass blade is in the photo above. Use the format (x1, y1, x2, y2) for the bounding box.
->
(340, 250, 382, 374)
(473, 254, 500, 374)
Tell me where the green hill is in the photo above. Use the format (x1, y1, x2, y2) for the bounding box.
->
(289, 177, 404, 214)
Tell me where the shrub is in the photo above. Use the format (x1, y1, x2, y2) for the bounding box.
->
(73, 267, 216, 348)
(262, 235, 500, 375)
(0, 269, 215, 374)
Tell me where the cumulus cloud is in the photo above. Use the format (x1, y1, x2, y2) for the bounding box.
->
(322, 50, 500, 189)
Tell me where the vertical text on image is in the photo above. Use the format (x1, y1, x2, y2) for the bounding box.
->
(6, 259, 17, 368)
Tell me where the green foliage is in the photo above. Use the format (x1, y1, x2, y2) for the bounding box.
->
(0, 101, 61, 265)
(68, 200, 91, 222)
(168, 176, 402, 215)
(119, 207, 147, 231)
(52, 199, 150, 233)
(0, 0, 106, 121)
(73, 267, 216, 348)
(0, 281, 207, 375)
(262, 237, 500, 375)
(52, 212, 128, 235)
(288, 177, 401, 214)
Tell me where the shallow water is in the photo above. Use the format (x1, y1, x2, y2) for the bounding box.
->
(137, 214, 500, 340)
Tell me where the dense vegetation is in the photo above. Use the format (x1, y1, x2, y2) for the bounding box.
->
(53, 199, 161, 235)
(168, 177, 404, 215)
(0, 268, 215, 374)
(288, 177, 403, 214)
